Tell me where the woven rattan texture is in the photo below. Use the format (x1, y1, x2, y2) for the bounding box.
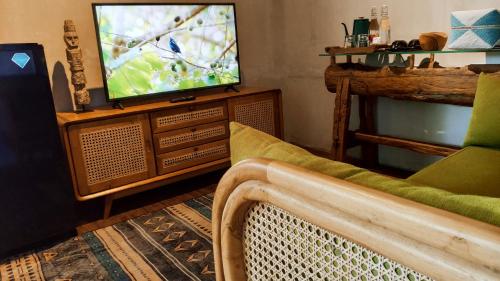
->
(156, 107, 224, 128)
(162, 144, 227, 168)
(243, 203, 433, 281)
(159, 125, 226, 148)
(79, 122, 148, 185)
(234, 100, 275, 135)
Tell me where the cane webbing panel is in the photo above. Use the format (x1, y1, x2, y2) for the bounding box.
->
(79, 122, 148, 186)
(156, 107, 225, 128)
(234, 99, 275, 135)
(159, 125, 226, 149)
(243, 203, 433, 281)
(161, 143, 228, 168)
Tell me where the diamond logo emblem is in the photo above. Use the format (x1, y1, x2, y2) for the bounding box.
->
(11, 53, 30, 69)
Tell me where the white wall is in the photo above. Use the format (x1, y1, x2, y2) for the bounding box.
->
(1, 0, 499, 171)
(278, 0, 500, 171)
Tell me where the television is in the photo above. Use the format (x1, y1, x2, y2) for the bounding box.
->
(92, 3, 241, 102)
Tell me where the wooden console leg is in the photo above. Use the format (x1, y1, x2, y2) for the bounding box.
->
(331, 78, 351, 161)
(103, 196, 113, 219)
(429, 54, 435, 69)
(359, 96, 378, 167)
(408, 54, 415, 69)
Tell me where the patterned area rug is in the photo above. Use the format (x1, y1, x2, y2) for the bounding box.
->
(0, 194, 215, 281)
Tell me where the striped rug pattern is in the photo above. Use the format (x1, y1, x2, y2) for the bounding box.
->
(0, 194, 215, 281)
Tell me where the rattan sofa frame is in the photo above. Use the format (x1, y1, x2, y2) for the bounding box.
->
(212, 158, 500, 281)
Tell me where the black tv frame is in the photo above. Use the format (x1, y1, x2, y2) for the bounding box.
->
(91, 2, 242, 103)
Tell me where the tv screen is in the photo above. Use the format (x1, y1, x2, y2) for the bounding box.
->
(92, 3, 241, 101)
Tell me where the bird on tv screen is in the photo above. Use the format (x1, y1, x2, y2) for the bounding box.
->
(92, 4, 241, 101)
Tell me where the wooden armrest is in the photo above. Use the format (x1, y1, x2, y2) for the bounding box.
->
(212, 158, 500, 281)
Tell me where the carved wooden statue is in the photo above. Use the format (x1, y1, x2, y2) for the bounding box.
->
(64, 20, 91, 109)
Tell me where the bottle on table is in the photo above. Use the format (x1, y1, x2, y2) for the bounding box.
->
(369, 6, 380, 44)
(379, 5, 391, 45)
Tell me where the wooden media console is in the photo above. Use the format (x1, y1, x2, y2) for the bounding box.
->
(57, 87, 283, 218)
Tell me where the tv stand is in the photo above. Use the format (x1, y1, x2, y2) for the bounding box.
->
(224, 85, 240, 93)
(56, 87, 283, 218)
(112, 101, 125, 110)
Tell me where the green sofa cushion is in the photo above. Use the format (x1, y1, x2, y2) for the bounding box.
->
(464, 73, 500, 148)
(407, 146, 500, 197)
(230, 122, 500, 227)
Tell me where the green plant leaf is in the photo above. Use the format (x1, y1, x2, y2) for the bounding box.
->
(179, 79, 195, 90)
(106, 57, 154, 98)
(107, 72, 133, 98)
(142, 52, 164, 71)
(159, 70, 172, 81)
(193, 69, 202, 79)
(194, 79, 207, 88)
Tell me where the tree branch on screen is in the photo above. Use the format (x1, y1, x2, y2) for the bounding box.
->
(218, 40, 236, 61)
(132, 5, 209, 50)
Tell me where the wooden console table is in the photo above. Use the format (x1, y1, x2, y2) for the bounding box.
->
(57, 87, 283, 218)
(323, 48, 500, 169)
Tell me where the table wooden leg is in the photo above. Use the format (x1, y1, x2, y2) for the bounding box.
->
(359, 95, 378, 167)
(408, 54, 415, 69)
(429, 54, 435, 69)
(331, 78, 351, 161)
(103, 195, 113, 219)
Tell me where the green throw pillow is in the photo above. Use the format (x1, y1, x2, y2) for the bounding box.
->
(230, 122, 500, 227)
(464, 73, 500, 148)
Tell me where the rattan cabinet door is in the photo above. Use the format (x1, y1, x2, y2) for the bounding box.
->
(228, 91, 282, 138)
(68, 114, 156, 196)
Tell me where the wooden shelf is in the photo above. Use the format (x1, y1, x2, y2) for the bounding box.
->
(321, 47, 500, 57)
(324, 51, 500, 166)
(352, 131, 460, 157)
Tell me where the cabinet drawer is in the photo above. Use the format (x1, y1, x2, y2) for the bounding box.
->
(151, 101, 228, 133)
(156, 140, 229, 175)
(153, 121, 229, 154)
